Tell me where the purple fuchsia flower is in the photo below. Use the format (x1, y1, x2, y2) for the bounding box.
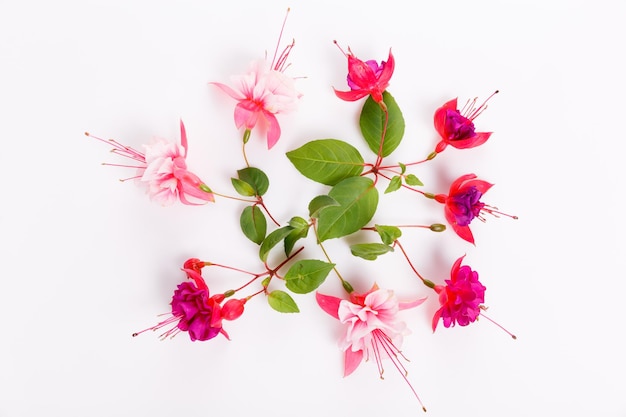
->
(316, 284, 428, 411)
(333, 43, 395, 106)
(85, 121, 214, 206)
(432, 255, 486, 332)
(433, 91, 498, 154)
(434, 174, 516, 245)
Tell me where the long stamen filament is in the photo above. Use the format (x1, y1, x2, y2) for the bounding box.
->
(372, 330, 427, 412)
(465, 90, 499, 120)
(271, 8, 291, 71)
(479, 311, 517, 339)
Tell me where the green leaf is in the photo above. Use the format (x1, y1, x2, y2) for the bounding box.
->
(284, 260, 335, 294)
(317, 177, 379, 242)
(350, 243, 394, 260)
(288, 216, 309, 230)
(308, 195, 340, 218)
(359, 91, 405, 158)
(398, 162, 407, 174)
(384, 176, 402, 194)
(261, 277, 271, 288)
(267, 290, 300, 313)
(231, 178, 256, 196)
(284, 217, 310, 256)
(286, 139, 364, 185)
(375, 225, 402, 245)
(405, 174, 423, 186)
(239, 205, 267, 245)
(237, 167, 269, 196)
(259, 226, 294, 262)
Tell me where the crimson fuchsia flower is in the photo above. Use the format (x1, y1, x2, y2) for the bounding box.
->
(433, 91, 498, 153)
(316, 285, 427, 411)
(85, 121, 214, 206)
(432, 255, 486, 332)
(333, 43, 395, 105)
(133, 259, 246, 341)
(434, 173, 516, 245)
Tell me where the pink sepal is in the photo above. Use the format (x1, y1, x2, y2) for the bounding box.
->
(316, 292, 341, 320)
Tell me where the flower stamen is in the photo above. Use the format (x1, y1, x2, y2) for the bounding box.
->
(270, 8, 293, 72)
(462, 89, 499, 121)
(479, 308, 517, 340)
(371, 329, 426, 412)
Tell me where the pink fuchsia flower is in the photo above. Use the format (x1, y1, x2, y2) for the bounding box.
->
(316, 285, 427, 411)
(210, 12, 302, 149)
(211, 61, 301, 149)
(432, 255, 486, 332)
(434, 173, 516, 245)
(333, 42, 395, 106)
(433, 90, 498, 154)
(85, 121, 214, 206)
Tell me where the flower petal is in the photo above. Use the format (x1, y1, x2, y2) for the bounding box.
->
(399, 297, 428, 310)
(181, 268, 208, 291)
(333, 88, 369, 102)
(449, 173, 477, 194)
(209, 82, 246, 100)
(344, 348, 364, 377)
(179, 119, 188, 157)
(316, 292, 341, 320)
(451, 222, 475, 245)
(264, 111, 281, 149)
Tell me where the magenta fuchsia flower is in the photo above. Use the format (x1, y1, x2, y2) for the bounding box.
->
(316, 285, 427, 411)
(433, 91, 498, 153)
(133, 260, 246, 342)
(432, 255, 486, 332)
(434, 173, 516, 245)
(85, 121, 214, 206)
(333, 43, 395, 105)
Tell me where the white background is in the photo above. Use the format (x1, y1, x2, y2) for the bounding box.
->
(1, 0, 625, 416)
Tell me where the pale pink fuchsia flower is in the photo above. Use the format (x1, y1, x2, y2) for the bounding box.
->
(133, 259, 246, 341)
(85, 121, 214, 206)
(333, 43, 395, 105)
(433, 91, 498, 153)
(316, 285, 427, 411)
(210, 12, 301, 149)
(432, 255, 486, 332)
(211, 61, 301, 149)
(434, 174, 517, 245)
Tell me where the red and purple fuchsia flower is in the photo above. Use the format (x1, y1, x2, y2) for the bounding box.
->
(133, 259, 245, 341)
(433, 91, 498, 154)
(434, 173, 516, 245)
(432, 255, 485, 331)
(333, 42, 395, 107)
(316, 284, 428, 411)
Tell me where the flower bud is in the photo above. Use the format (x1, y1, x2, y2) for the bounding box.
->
(183, 258, 205, 273)
(429, 223, 446, 232)
(221, 299, 246, 321)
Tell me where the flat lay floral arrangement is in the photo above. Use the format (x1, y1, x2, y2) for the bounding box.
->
(85, 9, 517, 412)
